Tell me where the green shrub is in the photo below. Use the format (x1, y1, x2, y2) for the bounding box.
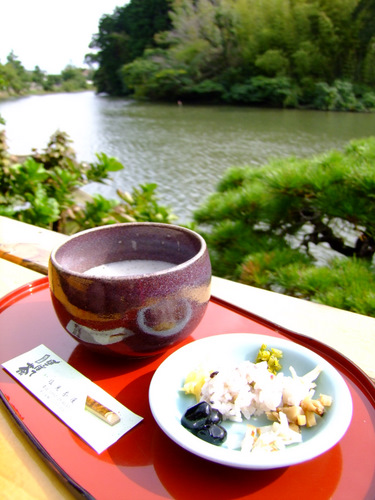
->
(255, 50, 290, 77)
(194, 137, 375, 316)
(311, 80, 374, 111)
(0, 128, 176, 234)
(225, 76, 295, 107)
(275, 258, 375, 316)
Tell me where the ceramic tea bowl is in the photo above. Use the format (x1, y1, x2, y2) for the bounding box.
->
(48, 222, 211, 358)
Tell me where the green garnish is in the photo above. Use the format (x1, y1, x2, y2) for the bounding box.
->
(255, 343, 283, 374)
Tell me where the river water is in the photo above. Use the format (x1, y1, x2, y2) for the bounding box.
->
(1, 91, 375, 222)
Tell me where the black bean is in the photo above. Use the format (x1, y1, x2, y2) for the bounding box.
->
(181, 401, 211, 431)
(196, 424, 227, 445)
(207, 407, 223, 425)
(181, 402, 227, 446)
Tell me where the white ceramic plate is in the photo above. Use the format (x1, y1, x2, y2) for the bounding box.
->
(149, 333, 353, 469)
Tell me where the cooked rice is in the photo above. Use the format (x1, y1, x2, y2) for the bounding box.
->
(199, 360, 320, 423)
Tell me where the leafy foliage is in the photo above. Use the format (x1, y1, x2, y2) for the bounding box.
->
(273, 257, 375, 315)
(89, 0, 172, 95)
(0, 129, 176, 234)
(193, 137, 375, 316)
(0, 52, 90, 95)
(2, 0, 375, 109)
(111, 0, 375, 109)
(0, 52, 30, 94)
(59, 65, 89, 92)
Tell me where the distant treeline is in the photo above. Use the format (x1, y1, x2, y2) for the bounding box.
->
(0, 52, 92, 96)
(88, 0, 375, 110)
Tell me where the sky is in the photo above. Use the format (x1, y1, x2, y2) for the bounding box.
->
(0, 0, 128, 74)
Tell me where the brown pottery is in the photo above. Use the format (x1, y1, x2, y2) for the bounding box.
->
(48, 223, 211, 358)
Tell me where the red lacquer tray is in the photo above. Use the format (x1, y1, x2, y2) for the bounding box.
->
(1, 277, 374, 500)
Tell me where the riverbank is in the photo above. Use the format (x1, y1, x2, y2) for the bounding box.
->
(2, 91, 375, 222)
(0, 86, 94, 102)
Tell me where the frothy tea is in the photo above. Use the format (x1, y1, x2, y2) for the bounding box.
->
(84, 259, 176, 277)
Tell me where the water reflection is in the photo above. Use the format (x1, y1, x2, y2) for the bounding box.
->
(1, 91, 375, 221)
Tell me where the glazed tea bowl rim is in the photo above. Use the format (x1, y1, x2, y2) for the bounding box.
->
(49, 222, 208, 281)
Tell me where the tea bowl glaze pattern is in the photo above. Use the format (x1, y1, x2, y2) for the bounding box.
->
(48, 223, 211, 357)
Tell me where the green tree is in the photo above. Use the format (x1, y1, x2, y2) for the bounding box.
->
(31, 65, 45, 87)
(352, 0, 375, 82)
(193, 137, 375, 316)
(121, 48, 191, 100)
(89, 0, 172, 95)
(60, 65, 88, 91)
(43, 74, 62, 92)
(0, 51, 30, 94)
(116, 0, 375, 109)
